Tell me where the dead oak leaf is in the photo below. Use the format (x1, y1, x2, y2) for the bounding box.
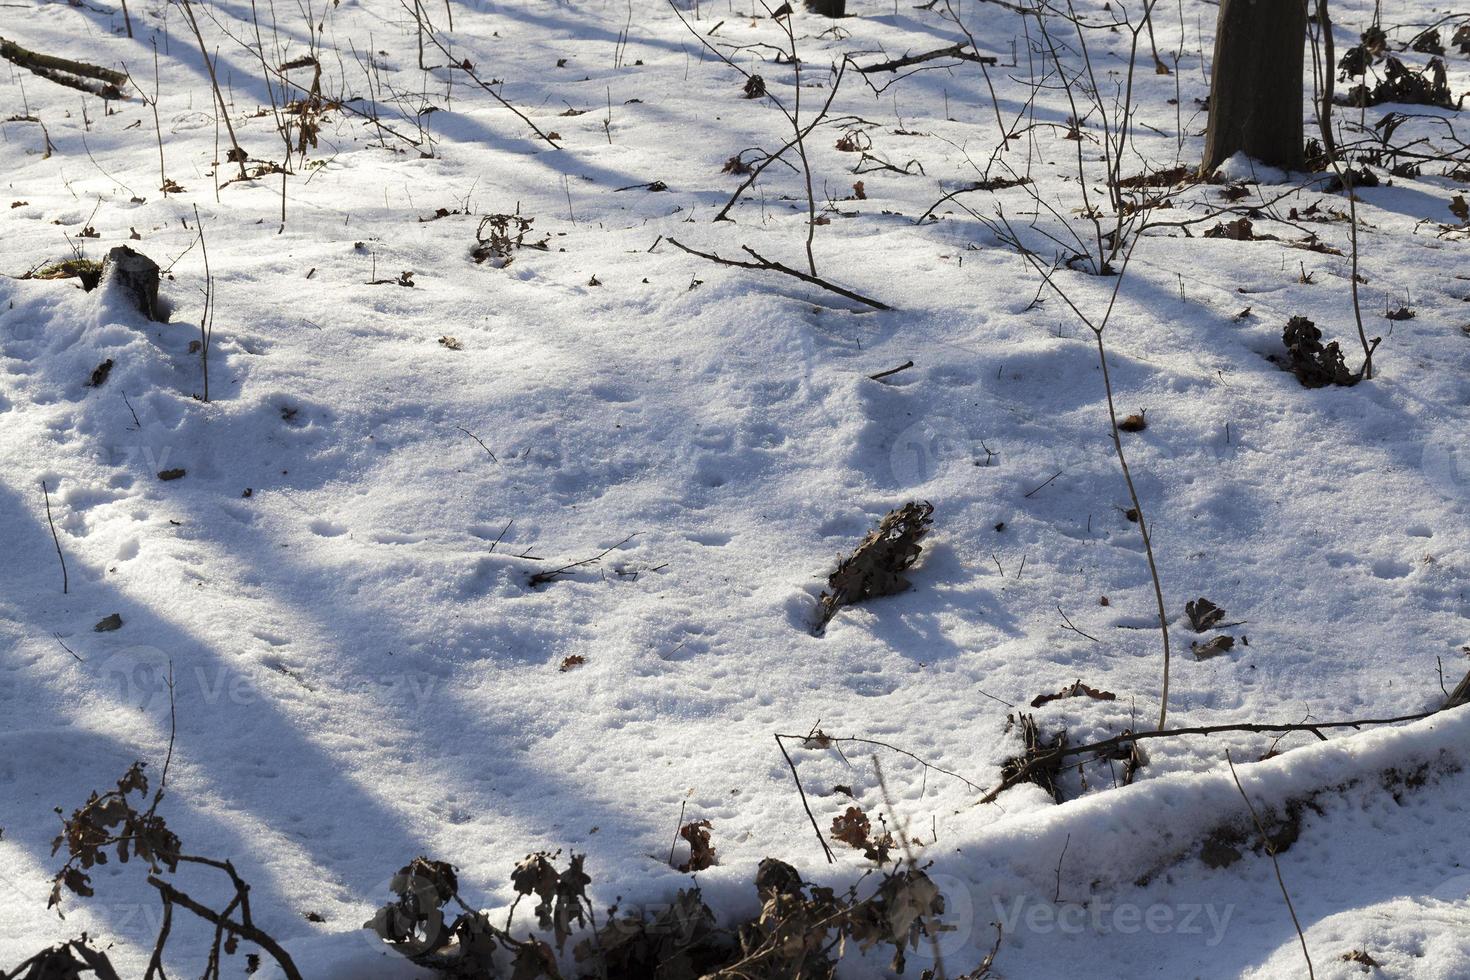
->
(1030, 679, 1116, 708)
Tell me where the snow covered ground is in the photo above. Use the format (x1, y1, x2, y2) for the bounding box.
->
(2, 0, 1469, 975)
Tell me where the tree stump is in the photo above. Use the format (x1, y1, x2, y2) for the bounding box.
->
(102, 245, 162, 321)
(1201, 0, 1307, 174)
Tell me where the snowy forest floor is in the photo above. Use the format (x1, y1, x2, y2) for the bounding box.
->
(2, 0, 1470, 976)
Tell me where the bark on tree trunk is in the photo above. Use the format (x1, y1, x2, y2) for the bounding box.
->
(1201, 0, 1307, 174)
(804, 0, 846, 16)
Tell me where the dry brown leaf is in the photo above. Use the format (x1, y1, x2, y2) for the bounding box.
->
(1030, 680, 1116, 708)
(676, 820, 716, 872)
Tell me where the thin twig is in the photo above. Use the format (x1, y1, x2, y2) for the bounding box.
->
(779, 731, 986, 793)
(193, 204, 213, 401)
(873, 756, 946, 979)
(1056, 605, 1099, 642)
(666, 238, 890, 310)
(528, 533, 639, 586)
(54, 632, 83, 662)
(407, 6, 560, 148)
(667, 799, 687, 867)
(774, 734, 835, 863)
(174, 1, 249, 181)
(858, 42, 998, 74)
(41, 479, 67, 594)
(455, 425, 498, 462)
(868, 360, 914, 381)
(1023, 470, 1061, 497)
(144, 877, 303, 980)
(488, 520, 513, 554)
(1226, 751, 1314, 979)
(1053, 833, 1071, 902)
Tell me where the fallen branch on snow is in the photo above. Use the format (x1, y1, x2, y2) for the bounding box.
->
(0, 35, 127, 98)
(857, 42, 997, 74)
(666, 237, 890, 311)
(977, 707, 1451, 805)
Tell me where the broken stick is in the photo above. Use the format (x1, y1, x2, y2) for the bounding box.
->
(1, 36, 127, 99)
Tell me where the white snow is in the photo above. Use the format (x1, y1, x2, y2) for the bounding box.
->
(2, 0, 1469, 976)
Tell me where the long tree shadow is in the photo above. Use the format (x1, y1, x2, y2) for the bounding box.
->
(0, 474, 437, 971)
(0, 262, 737, 965)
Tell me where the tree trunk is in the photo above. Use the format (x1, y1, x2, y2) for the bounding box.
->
(804, 0, 846, 16)
(1201, 0, 1307, 174)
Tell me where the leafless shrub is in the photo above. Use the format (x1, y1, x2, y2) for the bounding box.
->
(472, 213, 550, 267)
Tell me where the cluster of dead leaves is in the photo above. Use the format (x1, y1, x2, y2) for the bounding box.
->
(1113, 165, 1201, 189)
(1186, 597, 1239, 659)
(369, 849, 961, 979)
(1279, 315, 1366, 388)
(721, 151, 757, 175)
(511, 851, 594, 950)
(829, 806, 894, 864)
(1342, 53, 1455, 109)
(815, 501, 934, 634)
(580, 888, 726, 979)
(49, 762, 180, 909)
(1201, 216, 1343, 255)
(367, 851, 592, 978)
(729, 858, 949, 979)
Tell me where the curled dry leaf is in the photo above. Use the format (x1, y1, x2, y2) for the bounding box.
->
(1185, 597, 1225, 632)
(1191, 635, 1235, 659)
(721, 153, 754, 175)
(676, 820, 716, 872)
(1203, 217, 1261, 241)
(1030, 679, 1117, 709)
